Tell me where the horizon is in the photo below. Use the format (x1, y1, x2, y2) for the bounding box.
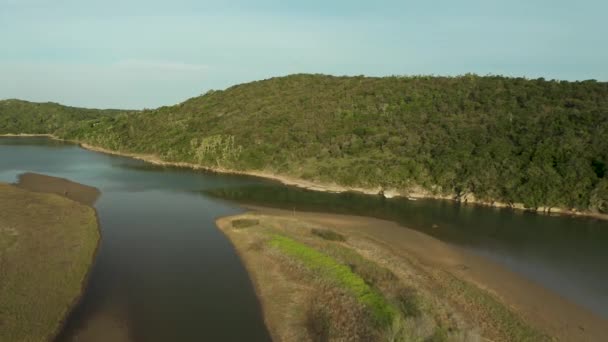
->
(1, 73, 605, 110)
(1, 0, 607, 109)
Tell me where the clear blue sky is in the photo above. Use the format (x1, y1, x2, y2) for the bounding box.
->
(1, 0, 606, 109)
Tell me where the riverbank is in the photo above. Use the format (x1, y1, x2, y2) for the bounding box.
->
(218, 207, 608, 342)
(0, 176, 101, 342)
(2, 133, 607, 220)
(74, 140, 608, 221)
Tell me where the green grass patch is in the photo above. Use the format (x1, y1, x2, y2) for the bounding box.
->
(269, 233, 397, 326)
(319, 243, 397, 287)
(311, 228, 346, 242)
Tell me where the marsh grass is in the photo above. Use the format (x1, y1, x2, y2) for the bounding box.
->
(394, 287, 423, 318)
(0, 183, 99, 342)
(319, 242, 397, 287)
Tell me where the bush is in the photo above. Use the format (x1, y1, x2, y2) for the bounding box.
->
(311, 228, 346, 242)
(231, 218, 259, 229)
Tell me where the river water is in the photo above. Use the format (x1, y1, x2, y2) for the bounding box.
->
(1, 137, 607, 340)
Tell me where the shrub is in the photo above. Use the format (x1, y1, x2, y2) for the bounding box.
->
(311, 228, 346, 242)
(231, 218, 259, 229)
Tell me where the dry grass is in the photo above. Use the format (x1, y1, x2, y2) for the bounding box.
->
(0, 183, 100, 342)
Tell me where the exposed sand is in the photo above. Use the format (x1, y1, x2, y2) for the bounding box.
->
(243, 205, 608, 342)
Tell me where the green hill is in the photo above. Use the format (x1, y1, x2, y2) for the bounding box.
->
(0, 99, 128, 135)
(2, 74, 608, 212)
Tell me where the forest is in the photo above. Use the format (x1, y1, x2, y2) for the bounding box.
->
(1, 74, 607, 213)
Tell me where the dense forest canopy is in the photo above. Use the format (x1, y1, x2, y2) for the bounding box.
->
(1, 74, 607, 213)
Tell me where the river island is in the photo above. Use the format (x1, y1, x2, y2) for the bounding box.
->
(217, 207, 608, 342)
(0, 174, 100, 342)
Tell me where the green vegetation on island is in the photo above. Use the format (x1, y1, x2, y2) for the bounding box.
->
(0, 181, 100, 342)
(1, 74, 607, 212)
(269, 233, 397, 326)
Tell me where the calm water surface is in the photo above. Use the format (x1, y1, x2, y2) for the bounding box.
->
(1, 137, 607, 340)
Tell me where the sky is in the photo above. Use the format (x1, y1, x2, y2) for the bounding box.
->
(1, 0, 606, 109)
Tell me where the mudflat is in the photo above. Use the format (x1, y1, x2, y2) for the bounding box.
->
(229, 206, 607, 342)
(16, 172, 101, 206)
(0, 180, 100, 342)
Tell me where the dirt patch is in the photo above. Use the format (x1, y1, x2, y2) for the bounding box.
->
(15, 172, 100, 206)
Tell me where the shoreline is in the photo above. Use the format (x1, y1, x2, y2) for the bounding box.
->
(49, 207, 102, 342)
(214, 217, 275, 340)
(2, 133, 607, 221)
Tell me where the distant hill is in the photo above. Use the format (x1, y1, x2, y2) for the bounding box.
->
(0, 99, 129, 135)
(2, 74, 607, 212)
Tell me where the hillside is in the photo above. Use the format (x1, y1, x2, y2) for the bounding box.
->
(2, 74, 608, 213)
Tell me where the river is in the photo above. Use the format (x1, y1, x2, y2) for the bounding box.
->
(1, 137, 607, 340)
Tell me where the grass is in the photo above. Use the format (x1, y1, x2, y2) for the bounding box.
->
(318, 242, 397, 287)
(269, 233, 397, 326)
(311, 228, 346, 241)
(0, 183, 100, 342)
